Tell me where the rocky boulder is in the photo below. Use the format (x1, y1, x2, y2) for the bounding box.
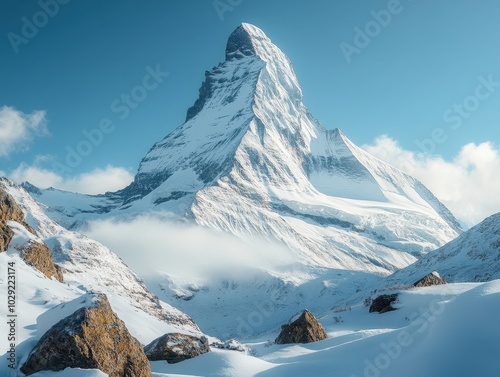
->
(275, 310, 328, 344)
(19, 240, 64, 282)
(144, 333, 210, 364)
(413, 271, 447, 288)
(369, 293, 399, 314)
(211, 339, 250, 353)
(21, 293, 151, 377)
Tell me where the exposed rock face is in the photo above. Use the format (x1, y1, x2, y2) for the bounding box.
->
(369, 294, 399, 314)
(0, 221, 13, 252)
(144, 333, 210, 364)
(413, 271, 447, 288)
(0, 188, 63, 281)
(1, 189, 25, 252)
(21, 293, 151, 377)
(19, 240, 64, 282)
(275, 310, 328, 344)
(0, 188, 36, 235)
(0, 189, 25, 223)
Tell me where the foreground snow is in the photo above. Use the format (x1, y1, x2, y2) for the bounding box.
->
(150, 281, 500, 377)
(4, 261, 498, 377)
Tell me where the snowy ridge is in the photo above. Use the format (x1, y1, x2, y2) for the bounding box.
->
(25, 23, 461, 275)
(386, 212, 500, 285)
(0, 178, 199, 335)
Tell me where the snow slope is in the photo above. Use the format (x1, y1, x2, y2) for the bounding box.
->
(25, 23, 461, 276)
(148, 280, 500, 377)
(0, 178, 200, 338)
(386, 212, 500, 285)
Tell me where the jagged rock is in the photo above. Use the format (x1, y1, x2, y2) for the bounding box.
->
(1, 189, 24, 252)
(369, 294, 399, 314)
(0, 188, 63, 281)
(21, 293, 151, 377)
(0, 189, 25, 223)
(144, 333, 210, 364)
(18, 240, 64, 282)
(0, 188, 36, 235)
(275, 310, 328, 344)
(413, 271, 447, 287)
(0, 221, 13, 252)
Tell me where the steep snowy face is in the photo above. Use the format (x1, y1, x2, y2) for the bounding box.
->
(27, 24, 461, 274)
(121, 24, 268, 205)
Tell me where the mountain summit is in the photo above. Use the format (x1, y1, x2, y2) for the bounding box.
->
(27, 24, 461, 274)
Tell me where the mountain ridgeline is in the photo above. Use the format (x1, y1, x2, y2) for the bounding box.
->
(25, 23, 462, 275)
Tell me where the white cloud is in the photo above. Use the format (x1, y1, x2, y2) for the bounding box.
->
(0, 106, 48, 156)
(8, 164, 134, 195)
(363, 136, 500, 228)
(84, 215, 295, 278)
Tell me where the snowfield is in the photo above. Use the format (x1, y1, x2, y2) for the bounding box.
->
(4, 261, 497, 377)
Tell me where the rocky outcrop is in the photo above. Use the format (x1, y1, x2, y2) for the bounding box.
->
(0, 221, 13, 252)
(0, 189, 25, 223)
(0, 188, 36, 236)
(0, 188, 63, 281)
(18, 240, 64, 282)
(369, 294, 399, 314)
(1, 189, 25, 252)
(21, 293, 151, 377)
(413, 271, 447, 288)
(275, 310, 328, 344)
(144, 333, 210, 364)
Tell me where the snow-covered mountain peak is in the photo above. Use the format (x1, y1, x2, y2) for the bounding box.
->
(225, 23, 263, 60)
(27, 24, 462, 274)
(226, 23, 291, 66)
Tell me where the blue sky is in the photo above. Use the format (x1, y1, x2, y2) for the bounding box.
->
(1, 0, 499, 225)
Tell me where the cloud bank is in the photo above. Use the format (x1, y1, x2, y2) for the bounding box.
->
(84, 215, 296, 278)
(363, 136, 500, 228)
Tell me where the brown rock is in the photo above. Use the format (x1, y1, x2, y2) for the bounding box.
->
(369, 294, 399, 314)
(144, 333, 210, 363)
(21, 293, 151, 377)
(0, 221, 14, 252)
(0, 188, 37, 253)
(0, 188, 63, 281)
(19, 240, 64, 282)
(0, 189, 25, 224)
(275, 310, 328, 344)
(413, 271, 447, 288)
